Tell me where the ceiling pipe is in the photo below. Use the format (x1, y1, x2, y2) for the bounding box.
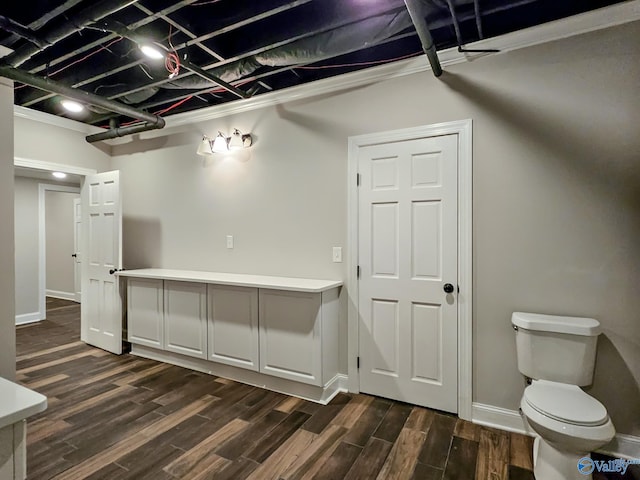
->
(0, 63, 165, 142)
(0, 16, 49, 48)
(473, 0, 484, 39)
(403, 0, 442, 77)
(4, 0, 139, 67)
(85, 121, 164, 143)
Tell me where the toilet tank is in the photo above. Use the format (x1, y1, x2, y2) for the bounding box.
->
(512, 312, 601, 386)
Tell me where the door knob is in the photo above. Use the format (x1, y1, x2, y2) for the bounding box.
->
(443, 283, 455, 294)
(71, 253, 77, 258)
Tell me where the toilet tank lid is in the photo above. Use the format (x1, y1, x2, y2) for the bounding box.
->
(512, 312, 601, 336)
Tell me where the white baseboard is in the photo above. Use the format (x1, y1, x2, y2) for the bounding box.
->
(598, 433, 640, 461)
(472, 402, 531, 435)
(472, 402, 640, 460)
(46, 290, 78, 302)
(131, 344, 348, 405)
(15, 311, 44, 325)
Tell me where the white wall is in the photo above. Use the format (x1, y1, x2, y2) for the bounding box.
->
(111, 21, 640, 437)
(14, 114, 111, 172)
(45, 191, 80, 299)
(0, 78, 15, 380)
(14, 177, 40, 319)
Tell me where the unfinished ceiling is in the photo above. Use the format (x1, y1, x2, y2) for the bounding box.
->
(0, 0, 628, 131)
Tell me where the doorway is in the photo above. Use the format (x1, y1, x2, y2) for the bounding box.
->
(42, 186, 81, 305)
(13, 160, 95, 332)
(347, 120, 473, 419)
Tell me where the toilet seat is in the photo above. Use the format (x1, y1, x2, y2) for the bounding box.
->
(524, 380, 608, 426)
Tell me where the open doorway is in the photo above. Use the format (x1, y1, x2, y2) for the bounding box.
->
(43, 187, 81, 302)
(14, 166, 86, 330)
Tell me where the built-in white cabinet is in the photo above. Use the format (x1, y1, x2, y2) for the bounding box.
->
(121, 269, 343, 400)
(0, 378, 47, 480)
(259, 290, 322, 385)
(127, 278, 163, 349)
(0, 421, 25, 480)
(207, 285, 259, 370)
(163, 281, 207, 360)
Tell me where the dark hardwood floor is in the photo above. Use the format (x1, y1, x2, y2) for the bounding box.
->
(15, 298, 634, 479)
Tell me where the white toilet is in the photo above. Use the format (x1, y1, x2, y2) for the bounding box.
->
(512, 312, 615, 480)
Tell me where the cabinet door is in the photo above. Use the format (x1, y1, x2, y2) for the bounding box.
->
(208, 285, 259, 371)
(127, 278, 163, 348)
(259, 290, 322, 386)
(164, 281, 207, 359)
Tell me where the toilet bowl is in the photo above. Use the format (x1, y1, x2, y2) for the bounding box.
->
(511, 312, 616, 480)
(521, 380, 615, 480)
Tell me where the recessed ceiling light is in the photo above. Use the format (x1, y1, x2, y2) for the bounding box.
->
(61, 99, 84, 113)
(52, 172, 67, 179)
(140, 44, 165, 60)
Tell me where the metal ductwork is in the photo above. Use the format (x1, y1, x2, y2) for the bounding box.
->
(0, 63, 165, 142)
(157, 8, 418, 92)
(4, 0, 138, 67)
(404, 0, 442, 76)
(85, 121, 164, 143)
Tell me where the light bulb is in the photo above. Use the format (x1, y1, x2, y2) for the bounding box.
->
(140, 44, 165, 60)
(212, 133, 229, 153)
(228, 129, 244, 150)
(196, 137, 213, 156)
(61, 99, 84, 113)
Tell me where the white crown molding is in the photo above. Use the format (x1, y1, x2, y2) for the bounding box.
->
(13, 105, 102, 135)
(14, 157, 97, 176)
(164, 0, 640, 129)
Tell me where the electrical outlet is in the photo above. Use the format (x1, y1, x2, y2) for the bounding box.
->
(226, 235, 234, 249)
(332, 247, 342, 263)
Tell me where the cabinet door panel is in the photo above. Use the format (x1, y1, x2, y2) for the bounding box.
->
(259, 290, 322, 385)
(127, 278, 163, 348)
(208, 285, 259, 370)
(164, 281, 207, 359)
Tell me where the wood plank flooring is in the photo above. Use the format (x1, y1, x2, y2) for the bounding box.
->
(15, 298, 635, 479)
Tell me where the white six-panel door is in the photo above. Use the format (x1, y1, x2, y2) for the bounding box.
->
(81, 171, 123, 354)
(358, 134, 459, 412)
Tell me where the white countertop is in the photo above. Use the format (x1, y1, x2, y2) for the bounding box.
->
(117, 269, 343, 293)
(0, 377, 47, 430)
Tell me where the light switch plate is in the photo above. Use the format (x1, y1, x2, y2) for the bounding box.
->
(226, 235, 234, 249)
(332, 247, 342, 263)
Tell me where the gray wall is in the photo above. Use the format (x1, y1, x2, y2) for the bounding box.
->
(45, 190, 80, 297)
(14, 115, 111, 171)
(111, 22, 640, 436)
(0, 78, 15, 380)
(14, 177, 40, 318)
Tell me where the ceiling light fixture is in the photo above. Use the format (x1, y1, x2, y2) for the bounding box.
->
(61, 99, 84, 113)
(52, 172, 67, 179)
(139, 43, 165, 60)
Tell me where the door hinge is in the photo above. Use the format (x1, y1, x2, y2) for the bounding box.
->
(356, 173, 361, 186)
(357, 265, 361, 279)
(357, 356, 360, 369)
